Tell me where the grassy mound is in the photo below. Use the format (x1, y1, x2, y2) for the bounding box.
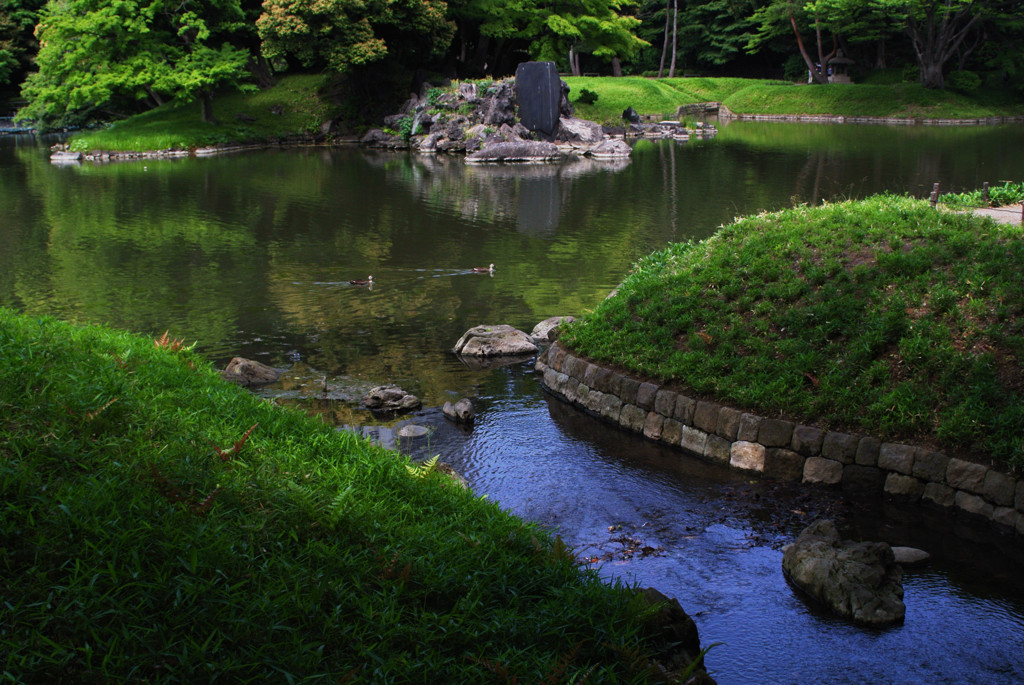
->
(0, 309, 673, 682)
(560, 195, 1024, 467)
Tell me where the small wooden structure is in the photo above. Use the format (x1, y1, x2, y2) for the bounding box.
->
(828, 50, 854, 84)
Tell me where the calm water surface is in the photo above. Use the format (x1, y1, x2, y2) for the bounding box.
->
(3, 123, 1023, 684)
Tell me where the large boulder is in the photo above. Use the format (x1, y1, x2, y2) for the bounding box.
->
(360, 128, 408, 149)
(782, 519, 905, 626)
(555, 116, 605, 144)
(481, 81, 518, 127)
(515, 61, 562, 137)
(453, 324, 539, 357)
(220, 357, 281, 387)
(363, 384, 422, 412)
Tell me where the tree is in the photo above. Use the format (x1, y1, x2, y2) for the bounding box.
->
(0, 0, 43, 88)
(885, 0, 1021, 89)
(747, 1, 835, 83)
(18, 0, 252, 127)
(747, 0, 900, 83)
(256, 0, 455, 75)
(677, 0, 759, 69)
(443, 0, 646, 76)
(516, 0, 647, 75)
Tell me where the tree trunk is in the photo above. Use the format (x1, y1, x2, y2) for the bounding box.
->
(919, 61, 945, 89)
(658, 0, 670, 78)
(813, 17, 837, 81)
(248, 56, 276, 89)
(200, 90, 216, 124)
(905, 4, 984, 90)
(790, 11, 828, 84)
(458, 20, 468, 64)
(875, 38, 886, 70)
(611, 56, 622, 77)
(669, 0, 678, 78)
(471, 33, 491, 75)
(145, 86, 165, 108)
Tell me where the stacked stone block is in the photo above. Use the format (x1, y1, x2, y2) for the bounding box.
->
(537, 342, 1024, 537)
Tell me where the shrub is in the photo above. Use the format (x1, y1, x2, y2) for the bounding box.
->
(397, 114, 414, 141)
(783, 54, 808, 82)
(576, 88, 599, 105)
(426, 86, 446, 106)
(946, 70, 981, 94)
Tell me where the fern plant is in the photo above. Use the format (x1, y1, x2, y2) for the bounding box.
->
(406, 455, 440, 479)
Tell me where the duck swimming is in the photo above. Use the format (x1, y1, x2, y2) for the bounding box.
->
(471, 264, 495, 273)
(349, 276, 373, 286)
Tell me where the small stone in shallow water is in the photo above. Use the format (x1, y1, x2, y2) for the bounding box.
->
(363, 384, 421, 412)
(397, 424, 430, 439)
(442, 398, 475, 423)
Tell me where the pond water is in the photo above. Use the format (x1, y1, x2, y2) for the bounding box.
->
(2, 122, 1023, 684)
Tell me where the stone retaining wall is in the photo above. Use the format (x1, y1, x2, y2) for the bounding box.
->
(717, 105, 1024, 126)
(536, 341, 1024, 538)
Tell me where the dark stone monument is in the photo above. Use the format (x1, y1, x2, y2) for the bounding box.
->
(515, 61, 561, 138)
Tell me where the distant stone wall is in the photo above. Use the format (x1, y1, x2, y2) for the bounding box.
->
(717, 106, 1024, 126)
(536, 341, 1024, 538)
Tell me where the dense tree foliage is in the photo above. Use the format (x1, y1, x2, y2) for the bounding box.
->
(0, 0, 43, 88)
(6, 0, 1024, 125)
(890, 0, 1024, 89)
(256, 0, 455, 74)
(747, 0, 902, 84)
(18, 0, 253, 126)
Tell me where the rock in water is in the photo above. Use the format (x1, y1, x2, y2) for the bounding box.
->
(589, 139, 633, 159)
(442, 398, 475, 423)
(782, 519, 906, 626)
(465, 141, 561, 164)
(639, 587, 717, 683)
(892, 546, 930, 566)
(452, 325, 539, 357)
(531, 316, 575, 343)
(220, 357, 281, 386)
(362, 385, 421, 412)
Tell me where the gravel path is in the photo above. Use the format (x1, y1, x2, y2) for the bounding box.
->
(968, 203, 1024, 226)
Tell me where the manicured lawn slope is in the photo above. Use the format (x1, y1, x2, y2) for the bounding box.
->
(564, 76, 1024, 124)
(560, 195, 1024, 468)
(0, 309, 668, 682)
(68, 74, 337, 153)
(565, 76, 782, 121)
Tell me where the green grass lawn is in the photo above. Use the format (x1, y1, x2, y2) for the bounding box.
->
(563, 76, 1024, 124)
(560, 194, 1024, 468)
(0, 309, 688, 682)
(68, 74, 338, 153)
